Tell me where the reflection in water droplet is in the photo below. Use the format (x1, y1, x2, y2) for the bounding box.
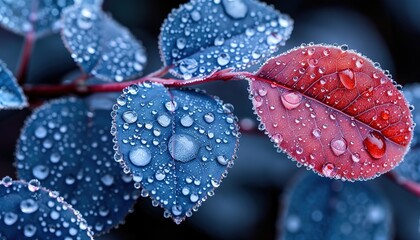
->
(24, 224, 37, 237)
(168, 134, 200, 162)
(322, 163, 336, 178)
(363, 131, 386, 159)
(157, 114, 171, 127)
(204, 113, 215, 123)
(122, 111, 138, 124)
(380, 110, 390, 120)
(32, 165, 49, 180)
(129, 146, 152, 166)
(330, 137, 347, 156)
(217, 53, 231, 66)
(172, 204, 182, 216)
(180, 115, 194, 127)
(351, 153, 360, 163)
(3, 212, 18, 225)
(272, 133, 283, 145)
(338, 69, 356, 90)
(20, 199, 39, 214)
(34, 126, 47, 139)
(281, 91, 303, 110)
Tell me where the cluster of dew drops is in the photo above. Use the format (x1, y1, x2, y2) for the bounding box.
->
(162, 0, 292, 79)
(0, 176, 93, 239)
(251, 43, 416, 180)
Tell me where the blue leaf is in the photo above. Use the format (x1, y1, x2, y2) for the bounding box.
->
(0, 60, 27, 109)
(61, 4, 147, 82)
(0, 0, 101, 37)
(112, 83, 240, 223)
(393, 84, 420, 183)
(16, 95, 140, 236)
(159, 0, 293, 79)
(279, 172, 392, 240)
(0, 177, 93, 239)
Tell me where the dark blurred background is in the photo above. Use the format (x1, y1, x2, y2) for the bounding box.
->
(0, 0, 420, 239)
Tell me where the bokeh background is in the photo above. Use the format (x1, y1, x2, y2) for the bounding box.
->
(1, 0, 420, 239)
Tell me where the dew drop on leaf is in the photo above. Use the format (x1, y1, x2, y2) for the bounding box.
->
(0, 60, 27, 110)
(61, 4, 147, 82)
(159, 0, 293, 79)
(363, 131, 386, 159)
(16, 95, 139, 235)
(0, 178, 93, 239)
(112, 83, 239, 223)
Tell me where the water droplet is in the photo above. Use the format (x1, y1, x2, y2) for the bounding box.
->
(157, 114, 171, 127)
(165, 101, 178, 112)
(380, 110, 390, 120)
(3, 212, 18, 225)
(24, 224, 37, 237)
(217, 155, 228, 165)
(78, 8, 96, 30)
(322, 163, 336, 177)
(101, 174, 114, 186)
(50, 153, 61, 163)
(28, 179, 40, 192)
(179, 58, 198, 78)
(190, 10, 201, 21)
(1, 176, 12, 187)
(32, 165, 49, 180)
(34, 126, 47, 139)
(180, 114, 194, 127)
(168, 134, 200, 162)
(267, 32, 283, 45)
(330, 137, 347, 156)
(363, 131, 386, 159)
(155, 170, 166, 181)
(281, 91, 303, 110)
(172, 204, 182, 216)
(122, 111, 138, 124)
(204, 113, 215, 123)
(338, 69, 356, 90)
(190, 193, 199, 202)
(217, 53, 231, 66)
(272, 133, 283, 145)
(222, 0, 248, 19)
(129, 146, 152, 166)
(351, 153, 360, 163)
(176, 38, 186, 49)
(20, 199, 39, 214)
(214, 36, 225, 46)
(312, 128, 321, 138)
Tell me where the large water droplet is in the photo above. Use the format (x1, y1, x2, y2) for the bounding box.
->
(168, 134, 200, 162)
(3, 212, 18, 225)
(179, 58, 198, 77)
(180, 115, 194, 127)
(34, 126, 47, 139)
(172, 204, 182, 216)
(217, 53, 231, 66)
(20, 199, 39, 214)
(24, 224, 37, 237)
(101, 174, 114, 186)
(330, 137, 347, 156)
(338, 69, 356, 90)
(129, 146, 152, 166)
(322, 163, 336, 178)
(281, 91, 303, 110)
(217, 155, 229, 165)
(122, 111, 138, 124)
(157, 114, 171, 127)
(204, 113, 215, 123)
(222, 0, 248, 19)
(363, 131, 386, 159)
(32, 165, 49, 180)
(28, 179, 40, 192)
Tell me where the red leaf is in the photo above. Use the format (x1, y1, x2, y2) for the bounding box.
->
(250, 44, 414, 180)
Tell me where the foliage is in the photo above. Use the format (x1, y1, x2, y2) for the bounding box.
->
(0, 0, 417, 239)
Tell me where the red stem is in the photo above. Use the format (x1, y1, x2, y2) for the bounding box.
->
(16, 31, 35, 84)
(386, 172, 420, 198)
(24, 68, 251, 97)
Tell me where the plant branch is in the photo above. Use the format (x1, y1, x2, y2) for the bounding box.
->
(16, 31, 35, 84)
(386, 172, 420, 198)
(23, 68, 251, 97)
